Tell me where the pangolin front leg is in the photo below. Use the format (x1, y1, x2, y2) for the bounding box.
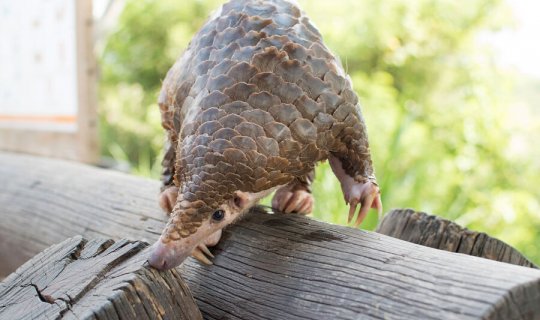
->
(329, 154, 382, 227)
(271, 170, 314, 215)
(159, 186, 179, 214)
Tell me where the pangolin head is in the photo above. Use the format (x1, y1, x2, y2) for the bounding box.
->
(148, 144, 281, 270)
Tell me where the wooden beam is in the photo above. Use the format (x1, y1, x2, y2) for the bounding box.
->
(0, 236, 202, 319)
(1, 152, 540, 319)
(376, 209, 537, 268)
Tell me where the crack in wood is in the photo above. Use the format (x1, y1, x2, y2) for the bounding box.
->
(23, 283, 54, 304)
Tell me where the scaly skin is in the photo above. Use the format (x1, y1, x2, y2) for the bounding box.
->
(149, 0, 382, 270)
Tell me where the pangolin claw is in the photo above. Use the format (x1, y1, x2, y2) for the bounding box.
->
(346, 184, 382, 228)
(347, 199, 357, 224)
(190, 229, 221, 265)
(191, 244, 214, 265)
(199, 243, 215, 258)
(272, 187, 314, 215)
(348, 193, 377, 228)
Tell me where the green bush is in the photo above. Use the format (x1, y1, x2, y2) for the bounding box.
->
(99, 0, 540, 264)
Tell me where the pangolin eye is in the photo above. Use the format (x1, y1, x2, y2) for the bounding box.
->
(212, 209, 225, 221)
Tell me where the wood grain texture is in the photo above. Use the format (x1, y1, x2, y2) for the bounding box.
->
(0, 151, 166, 276)
(182, 208, 540, 320)
(376, 209, 537, 268)
(0, 236, 202, 320)
(1, 152, 540, 319)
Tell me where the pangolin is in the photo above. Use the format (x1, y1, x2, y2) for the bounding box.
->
(148, 0, 382, 270)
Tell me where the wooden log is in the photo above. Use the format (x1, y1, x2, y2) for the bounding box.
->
(0, 236, 202, 320)
(376, 209, 537, 268)
(181, 208, 540, 320)
(1, 152, 540, 319)
(0, 151, 166, 277)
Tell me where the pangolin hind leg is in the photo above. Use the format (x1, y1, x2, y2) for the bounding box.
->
(271, 170, 315, 215)
(328, 154, 382, 227)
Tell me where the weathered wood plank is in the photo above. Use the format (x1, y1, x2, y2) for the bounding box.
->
(0, 236, 202, 320)
(0, 151, 166, 276)
(376, 209, 537, 268)
(1, 152, 540, 319)
(180, 207, 540, 320)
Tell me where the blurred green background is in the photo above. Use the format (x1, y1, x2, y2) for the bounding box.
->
(98, 0, 540, 264)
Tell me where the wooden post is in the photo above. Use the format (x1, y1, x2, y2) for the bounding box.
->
(1, 152, 540, 319)
(376, 209, 537, 268)
(0, 237, 202, 319)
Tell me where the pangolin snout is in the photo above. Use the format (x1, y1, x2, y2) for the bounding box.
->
(148, 240, 190, 271)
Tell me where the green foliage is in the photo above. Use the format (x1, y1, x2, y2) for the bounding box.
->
(99, 0, 540, 264)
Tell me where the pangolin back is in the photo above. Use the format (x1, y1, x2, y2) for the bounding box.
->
(158, 0, 373, 239)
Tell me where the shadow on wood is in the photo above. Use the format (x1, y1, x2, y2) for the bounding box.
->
(0, 236, 202, 320)
(1, 152, 540, 319)
(377, 209, 537, 268)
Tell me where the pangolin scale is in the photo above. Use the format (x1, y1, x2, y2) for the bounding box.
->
(149, 0, 381, 270)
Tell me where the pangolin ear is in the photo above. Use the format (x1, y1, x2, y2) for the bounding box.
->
(233, 191, 250, 209)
